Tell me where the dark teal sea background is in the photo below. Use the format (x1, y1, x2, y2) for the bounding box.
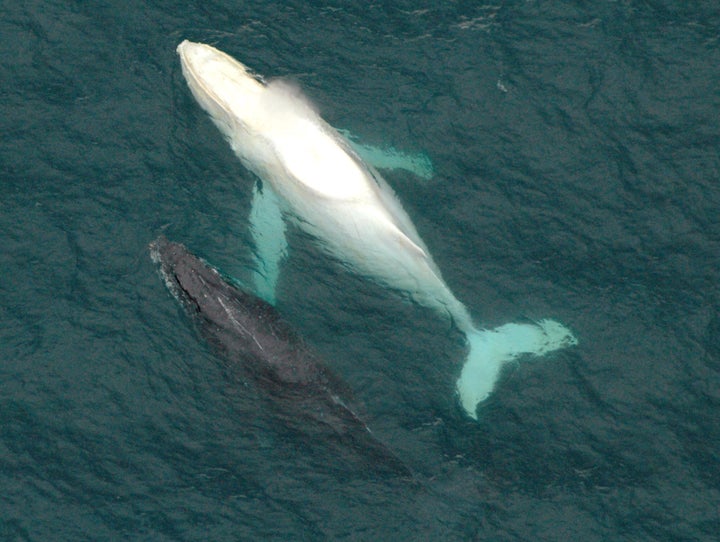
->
(2, 1, 719, 540)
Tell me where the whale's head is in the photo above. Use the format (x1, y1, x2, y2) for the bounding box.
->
(150, 236, 225, 315)
(149, 236, 258, 338)
(177, 40, 264, 141)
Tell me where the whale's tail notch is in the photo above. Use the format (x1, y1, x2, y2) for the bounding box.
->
(456, 320, 577, 419)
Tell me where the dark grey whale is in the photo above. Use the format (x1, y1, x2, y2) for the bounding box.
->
(149, 236, 409, 476)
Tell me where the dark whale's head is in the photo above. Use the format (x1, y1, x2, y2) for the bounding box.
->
(151, 236, 218, 309)
(149, 236, 251, 330)
(148, 236, 298, 371)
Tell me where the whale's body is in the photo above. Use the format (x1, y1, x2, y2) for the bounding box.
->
(176, 41, 577, 418)
(150, 237, 409, 474)
(176, 41, 468, 324)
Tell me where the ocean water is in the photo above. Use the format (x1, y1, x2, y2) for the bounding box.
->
(2, 1, 719, 540)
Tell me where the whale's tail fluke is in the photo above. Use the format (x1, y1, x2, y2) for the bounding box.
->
(456, 320, 577, 419)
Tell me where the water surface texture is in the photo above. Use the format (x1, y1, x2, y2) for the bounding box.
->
(2, 1, 719, 540)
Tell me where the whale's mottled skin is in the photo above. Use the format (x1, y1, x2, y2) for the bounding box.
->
(149, 236, 409, 475)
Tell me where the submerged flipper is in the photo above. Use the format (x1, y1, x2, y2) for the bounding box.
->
(457, 320, 578, 419)
(249, 182, 287, 304)
(338, 129, 434, 181)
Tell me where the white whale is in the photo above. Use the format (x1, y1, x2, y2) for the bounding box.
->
(176, 40, 577, 419)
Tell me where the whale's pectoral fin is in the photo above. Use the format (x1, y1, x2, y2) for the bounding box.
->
(337, 129, 434, 181)
(456, 320, 578, 420)
(249, 181, 287, 304)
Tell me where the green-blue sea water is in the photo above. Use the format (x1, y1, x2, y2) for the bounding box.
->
(2, 1, 719, 540)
